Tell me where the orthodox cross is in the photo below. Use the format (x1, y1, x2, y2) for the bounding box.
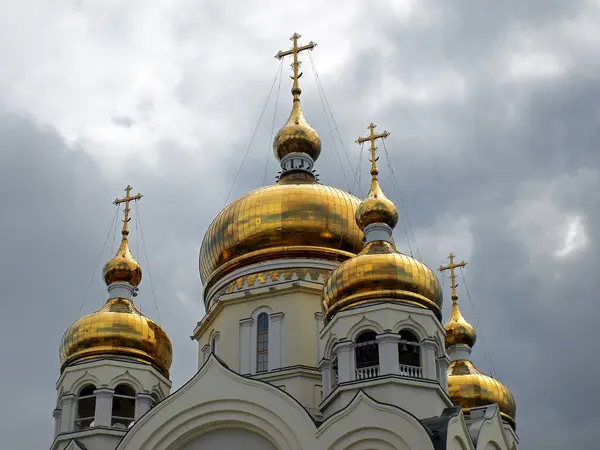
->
(113, 185, 143, 236)
(438, 253, 467, 302)
(275, 33, 317, 96)
(356, 122, 390, 177)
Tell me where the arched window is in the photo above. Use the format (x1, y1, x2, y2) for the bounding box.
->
(398, 330, 421, 376)
(256, 312, 269, 372)
(75, 385, 96, 430)
(355, 330, 379, 380)
(111, 384, 136, 428)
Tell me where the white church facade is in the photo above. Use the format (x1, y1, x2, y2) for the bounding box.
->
(50, 34, 518, 450)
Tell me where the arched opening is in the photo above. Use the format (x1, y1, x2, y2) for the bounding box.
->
(331, 353, 339, 389)
(75, 384, 96, 430)
(355, 330, 379, 380)
(256, 312, 269, 373)
(398, 329, 421, 377)
(111, 384, 136, 428)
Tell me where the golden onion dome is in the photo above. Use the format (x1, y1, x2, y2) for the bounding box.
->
(273, 99, 321, 162)
(103, 232, 142, 287)
(447, 360, 517, 429)
(322, 240, 443, 321)
(445, 299, 477, 348)
(199, 175, 364, 291)
(60, 297, 172, 377)
(355, 173, 398, 230)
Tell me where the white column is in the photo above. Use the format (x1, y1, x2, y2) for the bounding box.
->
(135, 393, 154, 420)
(317, 359, 331, 398)
(93, 388, 113, 427)
(376, 333, 401, 376)
(239, 317, 253, 374)
(315, 312, 324, 363)
(269, 312, 284, 370)
(437, 354, 450, 391)
(335, 340, 354, 383)
(60, 394, 76, 433)
(421, 339, 439, 380)
(53, 408, 62, 436)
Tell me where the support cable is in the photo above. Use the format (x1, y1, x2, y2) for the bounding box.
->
(78, 205, 120, 316)
(135, 202, 161, 322)
(263, 61, 284, 185)
(381, 139, 420, 259)
(459, 267, 497, 378)
(351, 143, 366, 197)
(225, 60, 284, 206)
(135, 201, 142, 312)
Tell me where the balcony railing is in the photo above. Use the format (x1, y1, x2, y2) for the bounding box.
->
(355, 365, 379, 380)
(399, 364, 422, 378)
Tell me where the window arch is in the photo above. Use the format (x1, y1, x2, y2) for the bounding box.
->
(111, 384, 136, 428)
(75, 384, 96, 430)
(398, 329, 421, 369)
(256, 312, 269, 372)
(355, 330, 379, 380)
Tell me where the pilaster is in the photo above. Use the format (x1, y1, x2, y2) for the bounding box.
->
(135, 393, 154, 420)
(376, 333, 401, 375)
(334, 340, 354, 383)
(201, 344, 211, 365)
(239, 317, 253, 374)
(60, 394, 76, 433)
(269, 312, 284, 370)
(93, 388, 114, 427)
(421, 339, 440, 381)
(437, 354, 450, 392)
(318, 359, 332, 397)
(315, 312, 324, 363)
(53, 408, 62, 437)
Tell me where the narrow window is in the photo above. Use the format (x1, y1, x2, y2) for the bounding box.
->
(398, 330, 421, 376)
(111, 384, 136, 428)
(355, 331, 379, 380)
(75, 385, 96, 430)
(256, 313, 269, 372)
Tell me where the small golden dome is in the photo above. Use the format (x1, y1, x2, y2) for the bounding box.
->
(199, 176, 364, 291)
(103, 233, 142, 287)
(273, 99, 321, 161)
(445, 300, 477, 348)
(322, 240, 443, 321)
(447, 360, 517, 429)
(60, 297, 172, 377)
(355, 177, 399, 230)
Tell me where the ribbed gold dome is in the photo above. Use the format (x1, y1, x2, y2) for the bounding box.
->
(273, 100, 321, 161)
(322, 240, 443, 321)
(447, 360, 517, 429)
(199, 175, 364, 291)
(60, 297, 173, 377)
(445, 299, 477, 348)
(355, 177, 398, 230)
(103, 233, 142, 287)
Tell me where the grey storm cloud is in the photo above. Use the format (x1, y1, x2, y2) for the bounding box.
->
(0, 1, 599, 449)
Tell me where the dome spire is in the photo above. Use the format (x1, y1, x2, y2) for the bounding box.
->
(439, 253, 476, 349)
(354, 123, 399, 239)
(273, 33, 321, 179)
(103, 185, 143, 290)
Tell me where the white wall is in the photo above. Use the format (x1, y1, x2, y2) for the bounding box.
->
(180, 428, 277, 450)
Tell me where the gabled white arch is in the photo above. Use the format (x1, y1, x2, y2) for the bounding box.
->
(70, 371, 101, 395)
(393, 315, 429, 342)
(347, 316, 385, 342)
(108, 370, 144, 393)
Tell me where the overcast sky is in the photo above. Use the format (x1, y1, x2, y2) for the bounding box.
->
(1, 1, 599, 449)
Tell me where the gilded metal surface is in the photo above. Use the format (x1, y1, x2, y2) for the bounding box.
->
(103, 185, 143, 287)
(199, 178, 364, 287)
(322, 240, 443, 321)
(221, 267, 332, 294)
(447, 359, 516, 429)
(354, 123, 398, 230)
(439, 253, 474, 348)
(60, 298, 173, 377)
(273, 33, 321, 161)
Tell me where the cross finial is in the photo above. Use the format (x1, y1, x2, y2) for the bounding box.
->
(439, 252, 467, 303)
(113, 185, 143, 238)
(275, 33, 317, 100)
(355, 122, 390, 178)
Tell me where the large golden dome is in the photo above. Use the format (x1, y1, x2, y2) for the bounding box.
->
(447, 360, 517, 429)
(200, 174, 364, 290)
(60, 297, 173, 377)
(322, 240, 443, 321)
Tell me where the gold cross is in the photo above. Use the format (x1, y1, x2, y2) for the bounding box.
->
(356, 123, 390, 177)
(275, 33, 317, 97)
(439, 253, 467, 302)
(113, 185, 143, 236)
